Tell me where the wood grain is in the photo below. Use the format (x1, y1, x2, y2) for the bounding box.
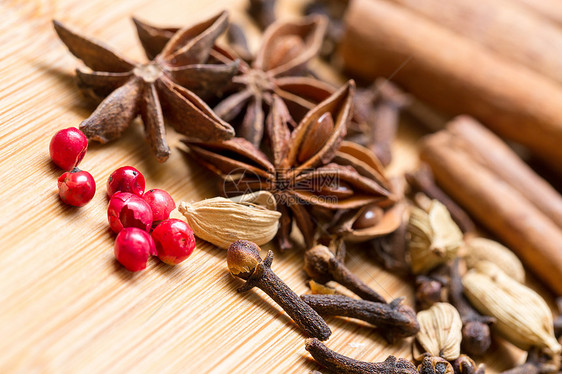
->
(0, 0, 527, 372)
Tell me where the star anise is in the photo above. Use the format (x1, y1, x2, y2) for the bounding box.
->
(215, 16, 340, 148)
(183, 81, 397, 251)
(132, 15, 338, 149)
(53, 11, 237, 162)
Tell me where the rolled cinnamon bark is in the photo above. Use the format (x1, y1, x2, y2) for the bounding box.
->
(385, 0, 562, 85)
(446, 116, 562, 228)
(510, 0, 562, 28)
(341, 0, 562, 169)
(419, 122, 562, 295)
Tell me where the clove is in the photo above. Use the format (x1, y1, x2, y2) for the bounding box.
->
(226, 23, 253, 62)
(247, 0, 276, 30)
(418, 355, 454, 374)
(449, 258, 495, 356)
(317, 235, 347, 263)
(406, 164, 475, 233)
(415, 274, 447, 310)
(305, 338, 418, 374)
(368, 80, 411, 167)
(333, 238, 347, 263)
(352, 81, 410, 166)
(301, 294, 419, 342)
(227, 240, 331, 340)
(453, 355, 486, 374)
(304, 245, 386, 303)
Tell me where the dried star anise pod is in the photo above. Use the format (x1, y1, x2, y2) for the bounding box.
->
(183, 81, 397, 251)
(214, 15, 336, 147)
(53, 11, 237, 162)
(133, 15, 337, 149)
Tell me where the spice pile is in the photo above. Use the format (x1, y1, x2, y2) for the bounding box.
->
(48, 0, 562, 372)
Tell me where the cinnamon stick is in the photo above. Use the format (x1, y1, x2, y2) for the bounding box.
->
(385, 0, 562, 85)
(510, 0, 562, 28)
(444, 116, 562, 229)
(419, 120, 562, 295)
(341, 0, 562, 170)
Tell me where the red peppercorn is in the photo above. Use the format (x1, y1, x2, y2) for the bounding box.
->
(152, 219, 195, 265)
(107, 166, 145, 197)
(114, 227, 156, 272)
(143, 189, 176, 222)
(49, 127, 88, 171)
(108, 192, 153, 233)
(57, 168, 96, 207)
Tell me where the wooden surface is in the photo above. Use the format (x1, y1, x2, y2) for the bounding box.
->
(0, 0, 532, 372)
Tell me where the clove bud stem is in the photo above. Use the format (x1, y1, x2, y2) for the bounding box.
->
(301, 294, 419, 342)
(304, 245, 386, 303)
(305, 338, 418, 374)
(453, 354, 486, 374)
(368, 79, 411, 167)
(449, 258, 495, 356)
(227, 240, 331, 340)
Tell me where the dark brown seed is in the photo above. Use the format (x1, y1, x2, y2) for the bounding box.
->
(317, 180, 354, 199)
(352, 203, 384, 230)
(298, 112, 334, 163)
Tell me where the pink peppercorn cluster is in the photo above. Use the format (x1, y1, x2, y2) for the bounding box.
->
(50, 127, 96, 207)
(49, 128, 195, 272)
(106, 166, 195, 272)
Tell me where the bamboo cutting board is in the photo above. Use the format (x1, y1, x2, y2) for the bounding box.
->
(0, 0, 531, 372)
